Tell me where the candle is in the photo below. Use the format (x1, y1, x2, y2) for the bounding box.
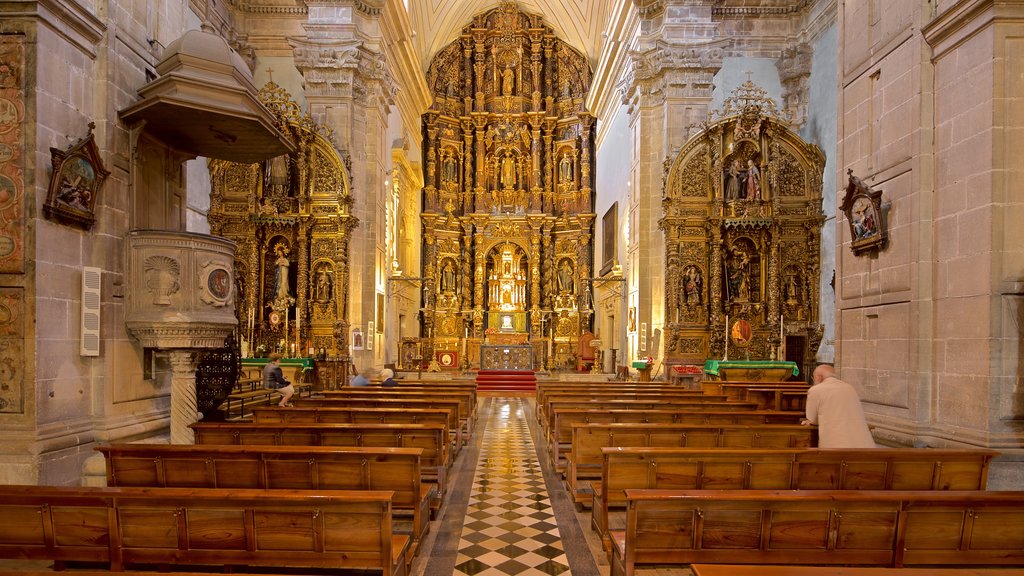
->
(779, 314, 785, 359)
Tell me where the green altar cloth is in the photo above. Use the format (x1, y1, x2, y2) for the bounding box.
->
(242, 358, 316, 372)
(703, 359, 799, 381)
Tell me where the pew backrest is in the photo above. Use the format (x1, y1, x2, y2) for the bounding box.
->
(0, 485, 406, 575)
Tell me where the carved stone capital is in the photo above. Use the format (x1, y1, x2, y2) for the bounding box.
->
(776, 43, 813, 128)
(620, 40, 727, 107)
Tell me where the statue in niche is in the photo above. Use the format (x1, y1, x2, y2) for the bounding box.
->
(725, 159, 743, 200)
(681, 265, 703, 305)
(559, 153, 572, 183)
(726, 249, 751, 302)
(313, 264, 333, 303)
(785, 273, 800, 306)
(265, 154, 290, 195)
(556, 259, 574, 294)
(501, 156, 516, 189)
(502, 67, 514, 96)
(442, 155, 457, 183)
(746, 159, 761, 200)
(273, 246, 292, 301)
(441, 262, 457, 293)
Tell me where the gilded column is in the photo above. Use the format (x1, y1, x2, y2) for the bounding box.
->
(297, 220, 309, 346)
(462, 121, 475, 213)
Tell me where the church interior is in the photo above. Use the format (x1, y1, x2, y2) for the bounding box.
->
(1, 0, 1024, 574)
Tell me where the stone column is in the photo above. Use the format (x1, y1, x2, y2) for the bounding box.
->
(292, 0, 395, 368)
(168, 351, 199, 444)
(624, 0, 724, 365)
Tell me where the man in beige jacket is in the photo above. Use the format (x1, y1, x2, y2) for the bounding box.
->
(803, 364, 875, 448)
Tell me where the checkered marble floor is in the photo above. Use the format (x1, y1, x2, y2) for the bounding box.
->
(453, 397, 571, 576)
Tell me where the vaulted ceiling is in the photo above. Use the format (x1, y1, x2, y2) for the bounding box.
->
(407, 0, 618, 71)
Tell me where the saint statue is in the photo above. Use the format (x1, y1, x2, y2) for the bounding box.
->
(314, 266, 332, 303)
(441, 262, 456, 293)
(273, 249, 291, 301)
(502, 67, 514, 96)
(556, 260, 574, 294)
(746, 159, 761, 200)
(559, 153, 572, 182)
(725, 160, 743, 200)
(501, 156, 516, 189)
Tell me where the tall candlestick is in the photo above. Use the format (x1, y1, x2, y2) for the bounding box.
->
(724, 314, 729, 361)
(779, 314, 785, 360)
(296, 311, 301, 356)
(284, 307, 289, 355)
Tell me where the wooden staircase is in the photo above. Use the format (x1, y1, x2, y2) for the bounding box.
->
(475, 370, 537, 392)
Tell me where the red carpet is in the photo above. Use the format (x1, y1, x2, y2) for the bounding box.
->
(476, 370, 537, 392)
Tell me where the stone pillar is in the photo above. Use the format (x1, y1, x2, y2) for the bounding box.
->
(168, 351, 199, 444)
(624, 0, 724, 364)
(776, 43, 812, 129)
(292, 0, 395, 369)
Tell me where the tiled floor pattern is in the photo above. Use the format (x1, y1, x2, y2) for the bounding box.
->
(452, 397, 570, 576)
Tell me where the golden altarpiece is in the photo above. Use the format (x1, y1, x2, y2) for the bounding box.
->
(661, 81, 826, 373)
(417, 2, 595, 371)
(207, 82, 356, 358)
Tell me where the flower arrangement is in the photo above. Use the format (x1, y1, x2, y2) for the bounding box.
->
(484, 327, 498, 335)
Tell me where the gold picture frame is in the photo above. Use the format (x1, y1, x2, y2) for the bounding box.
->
(840, 169, 886, 255)
(44, 122, 109, 230)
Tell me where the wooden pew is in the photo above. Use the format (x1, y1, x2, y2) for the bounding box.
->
(691, 567, 1024, 576)
(547, 408, 803, 468)
(539, 391, 729, 428)
(567, 423, 817, 506)
(96, 443, 432, 548)
(541, 398, 754, 438)
(252, 405, 461, 450)
(610, 489, 1024, 576)
(304, 396, 470, 445)
(321, 388, 476, 429)
(591, 447, 999, 546)
(190, 421, 449, 504)
(0, 485, 409, 576)
(745, 387, 809, 411)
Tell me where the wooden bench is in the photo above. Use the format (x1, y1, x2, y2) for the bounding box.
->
(610, 489, 1024, 576)
(541, 398, 756, 439)
(591, 447, 999, 547)
(548, 409, 804, 467)
(746, 387, 809, 411)
(567, 423, 817, 506)
(220, 382, 313, 419)
(538, 391, 729, 428)
(190, 421, 450, 505)
(0, 485, 409, 576)
(96, 443, 433, 549)
(253, 405, 461, 451)
(322, 388, 477, 426)
(303, 396, 470, 445)
(691, 567, 1024, 576)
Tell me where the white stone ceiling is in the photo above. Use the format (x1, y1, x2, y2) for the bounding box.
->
(407, 0, 617, 70)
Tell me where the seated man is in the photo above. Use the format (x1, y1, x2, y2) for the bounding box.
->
(263, 353, 295, 407)
(380, 368, 398, 388)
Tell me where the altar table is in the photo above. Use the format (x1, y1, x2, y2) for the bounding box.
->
(702, 359, 799, 382)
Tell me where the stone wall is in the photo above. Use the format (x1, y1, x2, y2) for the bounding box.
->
(839, 0, 1024, 485)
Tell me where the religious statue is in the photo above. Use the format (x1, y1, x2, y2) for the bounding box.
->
(502, 67, 514, 96)
(556, 259, 574, 294)
(785, 274, 800, 306)
(443, 155, 457, 183)
(682, 265, 703, 305)
(265, 154, 290, 195)
(727, 249, 750, 302)
(725, 159, 743, 200)
(313, 265, 333, 303)
(501, 156, 516, 189)
(746, 159, 761, 200)
(441, 262, 457, 293)
(559, 153, 572, 182)
(273, 247, 291, 301)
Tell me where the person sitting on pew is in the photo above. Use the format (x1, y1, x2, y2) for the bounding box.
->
(802, 364, 875, 448)
(380, 368, 398, 388)
(350, 366, 370, 387)
(263, 353, 295, 407)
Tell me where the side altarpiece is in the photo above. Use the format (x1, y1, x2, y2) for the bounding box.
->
(419, 1, 595, 370)
(661, 81, 826, 373)
(208, 82, 356, 357)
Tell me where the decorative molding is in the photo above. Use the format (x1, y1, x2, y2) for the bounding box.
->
(712, 1, 810, 17)
(226, 1, 308, 16)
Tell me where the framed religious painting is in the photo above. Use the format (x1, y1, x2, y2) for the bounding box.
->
(840, 169, 886, 255)
(44, 122, 109, 230)
(600, 203, 617, 275)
